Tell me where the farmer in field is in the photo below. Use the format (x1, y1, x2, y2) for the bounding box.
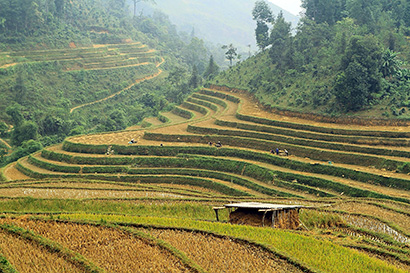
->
(275, 148, 279, 155)
(284, 149, 289, 156)
(129, 138, 136, 144)
(215, 141, 222, 147)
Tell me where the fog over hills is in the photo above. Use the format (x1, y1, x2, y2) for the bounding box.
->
(135, 0, 299, 50)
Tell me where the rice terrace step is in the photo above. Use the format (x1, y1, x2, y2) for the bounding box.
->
(1, 85, 410, 273)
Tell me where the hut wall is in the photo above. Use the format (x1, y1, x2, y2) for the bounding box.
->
(229, 208, 301, 229)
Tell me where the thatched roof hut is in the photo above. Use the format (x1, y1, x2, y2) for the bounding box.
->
(214, 202, 304, 229)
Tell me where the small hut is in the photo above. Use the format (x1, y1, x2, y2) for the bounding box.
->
(213, 202, 304, 229)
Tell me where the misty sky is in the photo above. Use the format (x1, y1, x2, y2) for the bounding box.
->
(268, 0, 303, 16)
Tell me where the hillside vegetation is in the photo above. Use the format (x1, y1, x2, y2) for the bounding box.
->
(213, 0, 410, 120)
(0, 0, 217, 167)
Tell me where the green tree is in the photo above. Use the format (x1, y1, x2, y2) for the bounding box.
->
(302, 0, 346, 25)
(39, 115, 66, 135)
(6, 139, 42, 164)
(189, 65, 200, 88)
(6, 104, 24, 127)
(167, 67, 188, 86)
(222, 44, 240, 67)
(0, 17, 5, 29)
(252, 0, 274, 50)
(252, 0, 273, 22)
(255, 21, 271, 50)
(0, 122, 8, 137)
(346, 0, 381, 30)
(269, 11, 291, 68)
(11, 121, 39, 146)
(333, 35, 383, 111)
(14, 71, 28, 105)
(381, 49, 402, 78)
(183, 37, 208, 74)
(203, 55, 220, 80)
(55, 0, 64, 17)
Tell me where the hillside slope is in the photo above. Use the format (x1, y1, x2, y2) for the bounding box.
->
(136, 0, 299, 50)
(211, 0, 410, 120)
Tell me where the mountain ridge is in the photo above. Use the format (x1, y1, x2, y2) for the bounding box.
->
(136, 0, 299, 50)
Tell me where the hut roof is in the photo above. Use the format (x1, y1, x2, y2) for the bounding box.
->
(224, 202, 303, 210)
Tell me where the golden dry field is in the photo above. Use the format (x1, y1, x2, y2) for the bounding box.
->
(1, 84, 410, 272)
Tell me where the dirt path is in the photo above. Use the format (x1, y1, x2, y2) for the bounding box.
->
(0, 138, 11, 149)
(69, 57, 165, 113)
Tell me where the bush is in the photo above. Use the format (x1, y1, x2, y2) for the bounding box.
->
(398, 162, 410, 174)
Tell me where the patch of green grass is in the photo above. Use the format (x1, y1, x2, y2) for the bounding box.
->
(0, 199, 230, 221)
(60, 213, 406, 273)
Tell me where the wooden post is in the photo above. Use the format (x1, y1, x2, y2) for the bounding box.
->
(213, 207, 225, 222)
(262, 210, 268, 227)
(272, 210, 276, 228)
(288, 209, 292, 229)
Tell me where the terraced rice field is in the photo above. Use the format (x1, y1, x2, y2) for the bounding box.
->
(1, 85, 410, 272)
(0, 42, 158, 71)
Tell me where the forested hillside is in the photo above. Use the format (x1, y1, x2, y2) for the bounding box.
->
(213, 0, 410, 119)
(0, 0, 216, 166)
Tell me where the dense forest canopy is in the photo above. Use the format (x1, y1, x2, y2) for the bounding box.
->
(214, 0, 410, 119)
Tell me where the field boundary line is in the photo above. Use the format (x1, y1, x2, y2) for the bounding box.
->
(70, 57, 165, 113)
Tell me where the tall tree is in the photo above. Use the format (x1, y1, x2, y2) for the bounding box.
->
(203, 55, 220, 80)
(269, 11, 291, 68)
(222, 44, 240, 67)
(381, 49, 402, 79)
(55, 0, 64, 17)
(183, 37, 208, 74)
(252, 0, 274, 51)
(189, 65, 200, 88)
(255, 20, 270, 50)
(333, 35, 383, 111)
(6, 104, 24, 127)
(11, 121, 39, 146)
(346, 0, 381, 30)
(302, 0, 346, 25)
